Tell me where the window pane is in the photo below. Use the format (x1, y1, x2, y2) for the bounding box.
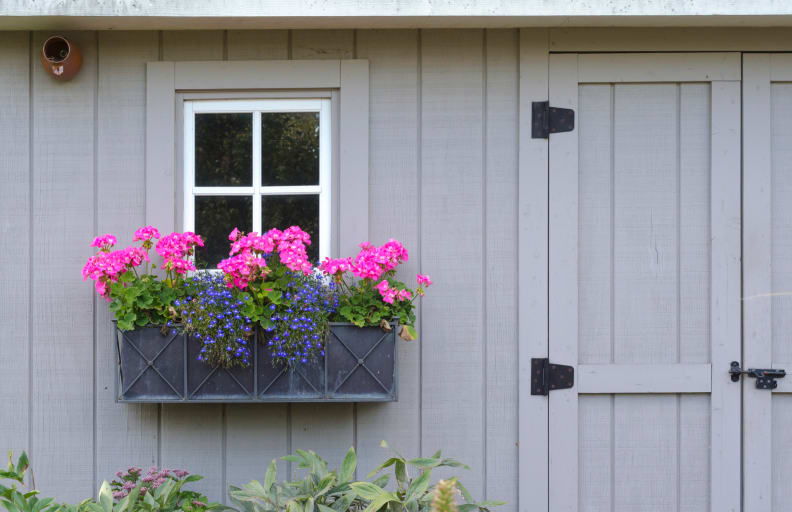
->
(195, 196, 253, 268)
(195, 113, 252, 186)
(261, 112, 319, 186)
(262, 195, 320, 263)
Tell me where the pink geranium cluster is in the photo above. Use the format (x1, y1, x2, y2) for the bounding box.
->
(82, 234, 150, 299)
(375, 280, 413, 304)
(155, 231, 204, 275)
(219, 226, 312, 290)
(319, 239, 432, 305)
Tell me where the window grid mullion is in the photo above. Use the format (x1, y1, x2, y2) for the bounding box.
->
(252, 111, 262, 234)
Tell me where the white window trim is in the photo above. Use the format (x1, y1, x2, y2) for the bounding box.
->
(183, 98, 331, 262)
(145, 59, 369, 259)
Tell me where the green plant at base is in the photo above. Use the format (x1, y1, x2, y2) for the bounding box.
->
(229, 447, 365, 512)
(430, 480, 458, 512)
(109, 272, 183, 331)
(230, 442, 504, 512)
(0, 451, 59, 512)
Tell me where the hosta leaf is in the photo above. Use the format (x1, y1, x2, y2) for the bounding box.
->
(339, 447, 356, 483)
(365, 458, 398, 479)
(406, 458, 441, 469)
(371, 474, 390, 489)
(405, 470, 430, 501)
(264, 459, 277, 491)
(349, 482, 387, 501)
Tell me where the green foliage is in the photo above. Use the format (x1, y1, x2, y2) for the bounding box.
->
(108, 272, 182, 331)
(332, 274, 416, 337)
(229, 447, 365, 512)
(67, 478, 225, 512)
(0, 451, 59, 512)
(230, 442, 504, 512)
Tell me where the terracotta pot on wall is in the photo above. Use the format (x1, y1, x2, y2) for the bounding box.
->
(40, 35, 82, 81)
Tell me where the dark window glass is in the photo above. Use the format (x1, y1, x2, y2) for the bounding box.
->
(195, 196, 252, 268)
(261, 112, 319, 186)
(195, 113, 252, 186)
(262, 195, 320, 263)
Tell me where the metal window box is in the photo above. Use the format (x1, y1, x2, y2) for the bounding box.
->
(114, 323, 398, 403)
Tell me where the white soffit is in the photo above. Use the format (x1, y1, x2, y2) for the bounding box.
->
(4, 0, 792, 29)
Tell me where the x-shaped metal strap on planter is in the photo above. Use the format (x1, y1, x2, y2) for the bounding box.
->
(259, 364, 321, 396)
(329, 330, 391, 394)
(121, 330, 184, 398)
(188, 362, 254, 399)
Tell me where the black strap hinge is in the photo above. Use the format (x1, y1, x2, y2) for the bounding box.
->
(531, 358, 574, 395)
(531, 101, 575, 139)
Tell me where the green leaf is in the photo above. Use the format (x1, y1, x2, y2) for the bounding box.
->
(405, 470, 430, 501)
(287, 501, 304, 512)
(362, 492, 398, 512)
(406, 458, 441, 469)
(14, 453, 28, 475)
(371, 474, 390, 489)
(455, 481, 474, 504)
(365, 458, 398, 479)
(183, 474, 203, 483)
(349, 482, 387, 501)
(264, 459, 277, 491)
(331, 492, 357, 512)
(394, 461, 407, 488)
(317, 505, 335, 512)
(97, 482, 113, 512)
(339, 447, 356, 483)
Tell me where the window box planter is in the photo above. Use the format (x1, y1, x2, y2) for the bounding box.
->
(114, 323, 398, 403)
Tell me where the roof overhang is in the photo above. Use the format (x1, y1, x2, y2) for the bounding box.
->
(4, 1, 792, 30)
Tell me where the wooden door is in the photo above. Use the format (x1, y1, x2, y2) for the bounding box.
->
(548, 53, 742, 512)
(743, 53, 792, 512)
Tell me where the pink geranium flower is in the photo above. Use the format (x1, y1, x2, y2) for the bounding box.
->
(133, 226, 161, 242)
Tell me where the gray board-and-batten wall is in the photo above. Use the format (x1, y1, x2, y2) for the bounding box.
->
(0, 29, 524, 507)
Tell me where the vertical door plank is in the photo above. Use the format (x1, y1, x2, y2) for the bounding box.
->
(289, 30, 354, 468)
(579, 396, 612, 512)
(679, 83, 711, 365)
(95, 30, 160, 485)
(355, 29, 421, 474)
(517, 28, 549, 512)
(613, 84, 678, 365)
(710, 79, 742, 512)
(484, 28, 519, 507)
(742, 53, 773, 512)
(159, 32, 225, 502)
(547, 53, 578, 512)
(227, 30, 289, 60)
(292, 30, 354, 60)
(30, 30, 96, 502)
(0, 31, 30, 457)
(421, 28, 485, 496)
(224, 31, 291, 485)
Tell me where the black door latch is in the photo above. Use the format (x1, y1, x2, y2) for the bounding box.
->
(531, 358, 574, 395)
(729, 361, 786, 390)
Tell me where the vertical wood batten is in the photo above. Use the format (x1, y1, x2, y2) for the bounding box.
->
(289, 29, 355, 471)
(420, 28, 485, 496)
(517, 28, 549, 512)
(95, 30, 159, 488)
(0, 31, 30, 458)
(30, 30, 96, 502)
(484, 28, 519, 509)
(159, 32, 224, 503)
(355, 29, 421, 474)
(742, 54, 773, 512)
(224, 32, 291, 486)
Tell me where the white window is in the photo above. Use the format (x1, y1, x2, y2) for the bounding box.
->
(183, 98, 331, 268)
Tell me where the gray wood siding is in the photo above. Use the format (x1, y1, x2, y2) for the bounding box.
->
(0, 29, 520, 507)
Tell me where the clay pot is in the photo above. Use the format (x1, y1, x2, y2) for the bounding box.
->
(40, 36, 82, 81)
